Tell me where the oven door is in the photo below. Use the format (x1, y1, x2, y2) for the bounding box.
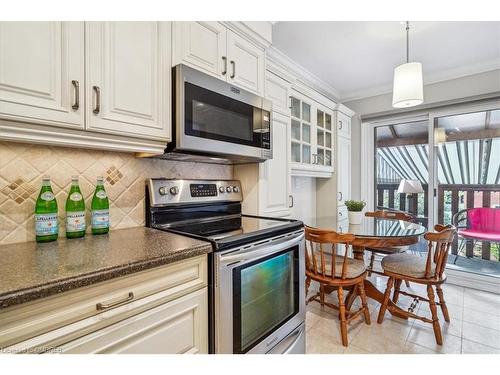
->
(175, 64, 272, 161)
(214, 230, 305, 354)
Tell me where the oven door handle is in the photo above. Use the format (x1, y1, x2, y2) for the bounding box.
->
(219, 232, 304, 266)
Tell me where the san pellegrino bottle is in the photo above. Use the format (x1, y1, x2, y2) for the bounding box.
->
(65, 176, 86, 238)
(35, 176, 58, 242)
(91, 176, 110, 234)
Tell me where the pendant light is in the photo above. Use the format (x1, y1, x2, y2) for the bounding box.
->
(392, 21, 424, 108)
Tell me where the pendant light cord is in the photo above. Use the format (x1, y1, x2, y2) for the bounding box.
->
(406, 21, 410, 63)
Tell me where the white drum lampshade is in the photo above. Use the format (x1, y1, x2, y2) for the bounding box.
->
(392, 62, 424, 108)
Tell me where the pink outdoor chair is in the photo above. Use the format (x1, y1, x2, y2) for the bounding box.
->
(452, 207, 500, 261)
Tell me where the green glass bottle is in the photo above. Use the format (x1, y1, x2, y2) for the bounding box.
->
(91, 176, 110, 235)
(35, 175, 58, 243)
(65, 176, 86, 238)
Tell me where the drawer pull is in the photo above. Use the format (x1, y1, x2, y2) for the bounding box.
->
(96, 292, 134, 311)
(92, 85, 100, 114)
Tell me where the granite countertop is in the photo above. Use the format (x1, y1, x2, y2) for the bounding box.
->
(0, 227, 212, 309)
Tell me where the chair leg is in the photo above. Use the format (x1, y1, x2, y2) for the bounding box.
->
(377, 277, 394, 324)
(427, 285, 443, 345)
(368, 253, 375, 277)
(435, 284, 450, 322)
(404, 280, 410, 288)
(358, 281, 371, 325)
(319, 283, 325, 306)
(337, 286, 348, 347)
(392, 279, 402, 303)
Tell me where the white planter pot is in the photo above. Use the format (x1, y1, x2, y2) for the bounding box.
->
(348, 211, 363, 225)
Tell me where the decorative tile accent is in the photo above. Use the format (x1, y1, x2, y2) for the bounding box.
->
(0, 142, 232, 245)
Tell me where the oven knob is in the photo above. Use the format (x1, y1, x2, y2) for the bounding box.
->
(233, 186, 239, 193)
(169, 186, 179, 195)
(226, 186, 232, 193)
(219, 186, 225, 193)
(159, 186, 168, 196)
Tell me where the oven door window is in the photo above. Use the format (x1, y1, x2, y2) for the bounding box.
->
(184, 82, 268, 148)
(232, 246, 299, 353)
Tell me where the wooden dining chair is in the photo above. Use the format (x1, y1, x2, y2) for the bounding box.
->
(364, 210, 417, 286)
(377, 225, 456, 345)
(304, 226, 371, 347)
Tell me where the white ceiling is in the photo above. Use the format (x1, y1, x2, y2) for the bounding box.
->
(272, 21, 500, 101)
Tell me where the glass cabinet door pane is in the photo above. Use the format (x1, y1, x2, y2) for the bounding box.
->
(317, 129, 324, 146)
(317, 110, 324, 128)
(325, 114, 332, 130)
(326, 132, 331, 148)
(317, 149, 324, 165)
(291, 97, 300, 118)
(302, 123, 311, 143)
(325, 150, 332, 166)
(302, 102, 310, 122)
(291, 142, 301, 162)
(302, 145, 311, 164)
(291, 119, 301, 141)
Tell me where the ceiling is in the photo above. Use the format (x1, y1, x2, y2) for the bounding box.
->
(272, 22, 500, 101)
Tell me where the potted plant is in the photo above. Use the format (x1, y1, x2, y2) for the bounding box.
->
(344, 200, 366, 225)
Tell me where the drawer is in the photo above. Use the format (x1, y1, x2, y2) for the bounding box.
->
(337, 219, 349, 233)
(0, 255, 207, 349)
(337, 205, 348, 221)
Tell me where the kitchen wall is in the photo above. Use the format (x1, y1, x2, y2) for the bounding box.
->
(0, 142, 232, 245)
(291, 176, 316, 222)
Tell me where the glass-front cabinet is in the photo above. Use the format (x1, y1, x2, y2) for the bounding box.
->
(290, 91, 334, 176)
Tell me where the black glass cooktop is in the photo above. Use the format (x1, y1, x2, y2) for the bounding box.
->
(155, 215, 303, 250)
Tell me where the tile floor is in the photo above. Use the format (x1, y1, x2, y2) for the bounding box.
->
(305, 274, 500, 354)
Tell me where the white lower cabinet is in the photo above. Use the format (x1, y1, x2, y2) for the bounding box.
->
(0, 255, 208, 354)
(59, 288, 208, 354)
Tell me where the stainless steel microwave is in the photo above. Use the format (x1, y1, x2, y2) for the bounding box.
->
(160, 64, 272, 164)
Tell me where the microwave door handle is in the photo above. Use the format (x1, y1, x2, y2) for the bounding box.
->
(219, 232, 304, 266)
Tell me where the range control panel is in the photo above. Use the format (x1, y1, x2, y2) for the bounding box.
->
(148, 179, 242, 206)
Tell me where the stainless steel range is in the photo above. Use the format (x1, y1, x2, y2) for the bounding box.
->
(146, 179, 305, 354)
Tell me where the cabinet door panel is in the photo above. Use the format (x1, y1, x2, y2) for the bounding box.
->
(227, 30, 264, 95)
(337, 135, 351, 204)
(260, 113, 291, 216)
(265, 72, 290, 115)
(59, 288, 208, 354)
(173, 21, 226, 78)
(86, 22, 171, 140)
(0, 22, 84, 128)
(337, 112, 351, 139)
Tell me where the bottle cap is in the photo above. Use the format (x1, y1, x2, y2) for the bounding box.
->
(97, 176, 104, 182)
(42, 175, 50, 180)
(71, 175, 79, 181)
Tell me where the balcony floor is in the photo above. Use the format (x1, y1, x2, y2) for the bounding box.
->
(448, 255, 500, 278)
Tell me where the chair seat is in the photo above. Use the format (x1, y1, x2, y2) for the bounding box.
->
(310, 253, 366, 279)
(381, 253, 435, 279)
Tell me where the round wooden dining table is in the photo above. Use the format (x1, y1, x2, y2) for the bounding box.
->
(304, 216, 427, 319)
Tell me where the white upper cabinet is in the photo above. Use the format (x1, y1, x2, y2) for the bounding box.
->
(0, 22, 84, 129)
(337, 111, 351, 139)
(172, 21, 226, 78)
(172, 22, 265, 96)
(265, 71, 291, 116)
(260, 112, 291, 217)
(86, 22, 171, 141)
(226, 30, 265, 95)
(337, 135, 351, 204)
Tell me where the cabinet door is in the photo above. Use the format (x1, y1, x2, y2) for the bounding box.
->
(265, 71, 291, 116)
(290, 93, 314, 168)
(172, 21, 227, 78)
(0, 22, 84, 128)
(86, 22, 171, 141)
(59, 288, 208, 354)
(315, 105, 334, 169)
(227, 30, 265, 95)
(260, 112, 291, 216)
(337, 135, 351, 205)
(337, 112, 351, 139)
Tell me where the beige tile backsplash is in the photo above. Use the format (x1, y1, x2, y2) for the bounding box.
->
(0, 142, 232, 245)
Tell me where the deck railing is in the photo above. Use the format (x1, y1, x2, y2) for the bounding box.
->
(376, 183, 500, 261)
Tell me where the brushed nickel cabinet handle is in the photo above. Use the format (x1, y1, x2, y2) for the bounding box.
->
(339, 120, 343, 130)
(71, 80, 80, 110)
(288, 96, 292, 109)
(92, 86, 100, 114)
(222, 56, 227, 75)
(230, 60, 235, 79)
(289, 194, 294, 208)
(96, 292, 134, 311)
(338, 192, 343, 201)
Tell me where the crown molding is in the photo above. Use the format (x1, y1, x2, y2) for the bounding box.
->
(341, 58, 500, 103)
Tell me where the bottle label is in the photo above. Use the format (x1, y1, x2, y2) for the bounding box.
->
(92, 209, 110, 229)
(66, 211, 86, 232)
(35, 214, 58, 236)
(70, 192, 83, 201)
(40, 192, 55, 201)
(96, 190, 107, 199)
